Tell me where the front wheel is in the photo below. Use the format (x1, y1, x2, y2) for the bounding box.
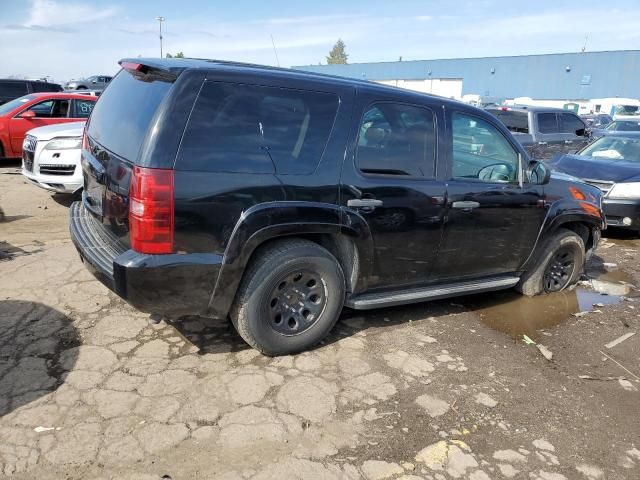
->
(516, 229, 585, 296)
(230, 239, 345, 356)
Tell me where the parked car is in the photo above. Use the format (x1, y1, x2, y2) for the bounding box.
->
(548, 136, 640, 234)
(0, 93, 96, 159)
(580, 113, 613, 129)
(0, 79, 62, 105)
(486, 106, 589, 161)
(65, 75, 112, 90)
(70, 58, 604, 355)
(21, 121, 85, 194)
(590, 119, 640, 140)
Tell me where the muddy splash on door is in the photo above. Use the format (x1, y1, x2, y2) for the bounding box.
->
(463, 268, 635, 339)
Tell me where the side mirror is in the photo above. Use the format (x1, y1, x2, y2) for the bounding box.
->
(18, 110, 36, 119)
(528, 160, 551, 185)
(575, 128, 587, 137)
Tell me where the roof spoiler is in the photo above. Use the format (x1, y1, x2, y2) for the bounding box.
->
(118, 58, 183, 79)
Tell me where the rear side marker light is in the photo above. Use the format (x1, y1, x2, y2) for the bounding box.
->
(129, 166, 174, 254)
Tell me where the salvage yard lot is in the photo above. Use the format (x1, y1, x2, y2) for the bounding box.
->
(1, 162, 639, 480)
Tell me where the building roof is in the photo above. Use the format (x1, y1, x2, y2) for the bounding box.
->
(293, 50, 640, 100)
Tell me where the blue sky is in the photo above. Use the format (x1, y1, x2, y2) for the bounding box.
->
(2, 0, 640, 81)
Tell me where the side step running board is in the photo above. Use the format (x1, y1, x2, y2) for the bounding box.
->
(345, 276, 520, 310)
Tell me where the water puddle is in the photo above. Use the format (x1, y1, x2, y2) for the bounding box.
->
(463, 267, 635, 339)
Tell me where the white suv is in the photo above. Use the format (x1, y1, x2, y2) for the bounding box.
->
(21, 121, 85, 194)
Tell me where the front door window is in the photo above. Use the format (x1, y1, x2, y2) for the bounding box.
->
(452, 112, 519, 183)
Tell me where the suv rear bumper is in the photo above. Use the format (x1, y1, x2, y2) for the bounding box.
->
(603, 198, 640, 230)
(69, 202, 223, 317)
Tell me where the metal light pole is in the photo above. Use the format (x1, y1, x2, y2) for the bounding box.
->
(155, 16, 165, 58)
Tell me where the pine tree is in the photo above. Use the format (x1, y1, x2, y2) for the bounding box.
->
(326, 39, 348, 64)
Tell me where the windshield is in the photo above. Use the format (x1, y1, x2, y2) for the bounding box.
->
(579, 136, 640, 161)
(605, 120, 640, 132)
(0, 95, 36, 116)
(614, 105, 640, 116)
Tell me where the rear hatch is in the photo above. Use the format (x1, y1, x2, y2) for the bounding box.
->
(82, 63, 175, 248)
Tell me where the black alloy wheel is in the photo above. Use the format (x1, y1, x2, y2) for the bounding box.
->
(542, 245, 576, 292)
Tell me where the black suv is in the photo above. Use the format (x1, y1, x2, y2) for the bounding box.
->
(70, 58, 604, 355)
(0, 79, 62, 105)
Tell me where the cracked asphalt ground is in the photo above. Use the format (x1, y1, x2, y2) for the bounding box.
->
(1, 162, 639, 480)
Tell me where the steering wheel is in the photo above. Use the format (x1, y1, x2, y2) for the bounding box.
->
(478, 163, 513, 182)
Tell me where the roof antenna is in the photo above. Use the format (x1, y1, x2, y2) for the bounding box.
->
(270, 34, 281, 67)
(581, 34, 589, 53)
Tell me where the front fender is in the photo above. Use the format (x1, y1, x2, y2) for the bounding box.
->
(521, 198, 604, 270)
(207, 201, 374, 318)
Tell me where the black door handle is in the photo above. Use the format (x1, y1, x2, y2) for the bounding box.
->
(347, 199, 383, 208)
(452, 201, 480, 210)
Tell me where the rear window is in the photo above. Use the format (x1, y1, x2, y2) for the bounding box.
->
(87, 69, 173, 161)
(487, 110, 529, 134)
(177, 81, 339, 174)
(0, 81, 28, 98)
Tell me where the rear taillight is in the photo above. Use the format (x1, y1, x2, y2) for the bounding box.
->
(129, 166, 174, 254)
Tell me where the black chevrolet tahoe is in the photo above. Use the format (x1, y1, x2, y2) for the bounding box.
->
(70, 58, 605, 355)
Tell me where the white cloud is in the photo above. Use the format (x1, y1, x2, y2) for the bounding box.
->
(26, 0, 119, 27)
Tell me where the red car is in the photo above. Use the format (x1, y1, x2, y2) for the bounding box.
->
(0, 92, 97, 158)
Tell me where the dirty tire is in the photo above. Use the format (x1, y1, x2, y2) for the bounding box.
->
(516, 228, 585, 296)
(230, 239, 345, 356)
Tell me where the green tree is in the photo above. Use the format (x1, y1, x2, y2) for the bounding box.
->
(326, 39, 348, 64)
(166, 51, 185, 58)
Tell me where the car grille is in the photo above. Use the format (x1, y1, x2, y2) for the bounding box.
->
(22, 135, 37, 172)
(39, 164, 76, 176)
(583, 179, 615, 196)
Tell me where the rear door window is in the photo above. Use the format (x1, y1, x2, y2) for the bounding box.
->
(537, 113, 559, 134)
(32, 82, 58, 93)
(487, 110, 529, 134)
(0, 81, 28, 98)
(177, 81, 339, 174)
(87, 69, 173, 161)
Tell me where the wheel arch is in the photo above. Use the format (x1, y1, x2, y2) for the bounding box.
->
(522, 208, 602, 271)
(206, 201, 374, 319)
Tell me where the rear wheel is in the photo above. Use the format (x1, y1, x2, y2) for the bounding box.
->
(230, 239, 345, 356)
(516, 229, 585, 296)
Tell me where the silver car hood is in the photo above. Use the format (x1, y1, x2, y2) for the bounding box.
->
(26, 121, 86, 141)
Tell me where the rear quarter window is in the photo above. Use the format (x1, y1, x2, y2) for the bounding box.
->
(176, 81, 339, 174)
(0, 81, 28, 98)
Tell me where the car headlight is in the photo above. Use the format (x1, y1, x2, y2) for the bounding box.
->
(607, 182, 640, 200)
(44, 137, 82, 150)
